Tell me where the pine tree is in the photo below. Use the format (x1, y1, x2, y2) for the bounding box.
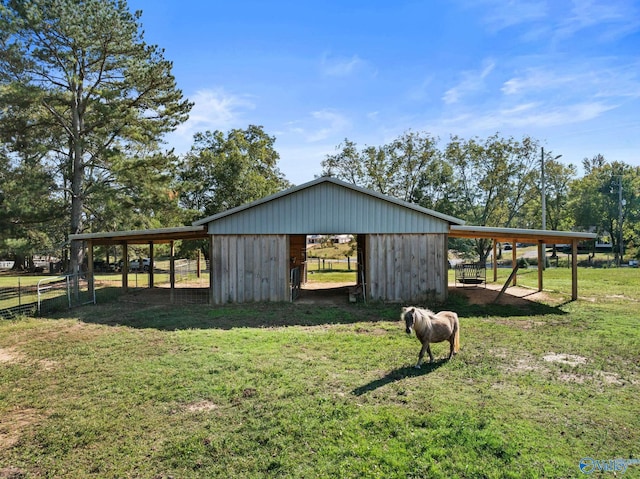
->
(0, 0, 192, 273)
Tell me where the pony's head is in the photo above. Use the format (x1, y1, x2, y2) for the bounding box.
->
(402, 307, 417, 335)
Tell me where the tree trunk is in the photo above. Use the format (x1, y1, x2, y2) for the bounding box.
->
(475, 238, 492, 266)
(68, 81, 85, 275)
(11, 253, 26, 271)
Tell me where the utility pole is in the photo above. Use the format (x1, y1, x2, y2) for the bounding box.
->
(541, 147, 546, 231)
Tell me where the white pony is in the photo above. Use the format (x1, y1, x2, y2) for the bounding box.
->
(402, 306, 460, 368)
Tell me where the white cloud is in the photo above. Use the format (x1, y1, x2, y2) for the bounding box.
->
(443, 60, 496, 104)
(501, 68, 577, 95)
(557, 0, 640, 41)
(407, 76, 435, 102)
(287, 109, 352, 143)
(443, 100, 615, 132)
(320, 53, 373, 77)
(502, 63, 640, 101)
(505, 102, 616, 127)
(173, 88, 255, 144)
(466, 0, 640, 43)
(478, 0, 548, 31)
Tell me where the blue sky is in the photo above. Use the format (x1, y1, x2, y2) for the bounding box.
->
(128, 0, 640, 184)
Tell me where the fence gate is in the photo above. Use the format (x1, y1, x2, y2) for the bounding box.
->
(37, 274, 95, 314)
(0, 274, 95, 319)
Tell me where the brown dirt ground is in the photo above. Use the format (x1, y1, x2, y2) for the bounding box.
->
(451, 282, 557, 306)
(112, 281, 557, 307)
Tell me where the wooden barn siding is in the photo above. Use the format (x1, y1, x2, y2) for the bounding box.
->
(366, 233, 447, 303)
(210, 235, 288, 304)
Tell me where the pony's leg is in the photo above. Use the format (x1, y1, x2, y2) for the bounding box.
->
(448, 337, 455, 359)
(416, 343, 428, 368)
(426, 344, 434, 363)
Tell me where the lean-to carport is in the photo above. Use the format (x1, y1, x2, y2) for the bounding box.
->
(449, 225, 597, 300)
(69, 226, 209, 303)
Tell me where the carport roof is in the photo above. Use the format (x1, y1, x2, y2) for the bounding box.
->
(69, 225, 208, 245)
(450, 225, 597, 243)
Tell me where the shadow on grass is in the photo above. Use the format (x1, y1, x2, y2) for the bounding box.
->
(445, 289, 568, 319)
(68, 301, 402, 331)
(62, 285, 567, 331)
(352, 360, 448, 396)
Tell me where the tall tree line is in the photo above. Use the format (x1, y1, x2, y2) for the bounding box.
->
(1, 1, 638, 271)
(0, 1, 292, 271)
(322, 132, 640, 263)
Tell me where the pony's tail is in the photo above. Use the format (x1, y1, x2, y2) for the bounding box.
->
(453, 315, 460, 353)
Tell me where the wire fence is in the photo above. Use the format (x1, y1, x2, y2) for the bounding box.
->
(0, 259, 211, 318)
(0, 278, 39, 318)
(93, 259, 210, 306)
(0, 274, 94, 319)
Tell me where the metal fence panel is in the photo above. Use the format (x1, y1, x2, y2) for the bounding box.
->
(0, 274, 94, 319)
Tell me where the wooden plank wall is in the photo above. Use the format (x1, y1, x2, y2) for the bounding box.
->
(366, 233, 448, 303)
(210, 234, 288, 304)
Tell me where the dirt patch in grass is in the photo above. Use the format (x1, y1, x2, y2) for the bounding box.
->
(0, 466, 28, 479)
(496, 349, 631, 386)
(0, 347, 22, 364)
(453, 283, 557, 306)
(542, 352, 588, 366)
(185, 401, 219, 413)
(0, 408, 42, 451)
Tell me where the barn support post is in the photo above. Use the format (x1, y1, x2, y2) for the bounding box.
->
(209, 235, 215, 305)
(537, 241, 544, 292)
(511, 242, 518, 286)
(169, 240, 175, 304)
(197, 248, 201, 278)
(87, 240, 95, 301)
(121, 241, 128, 294)
(148, 242, 154, 288)
(571, 240, 578, 300)
(492, 240, 498, 282)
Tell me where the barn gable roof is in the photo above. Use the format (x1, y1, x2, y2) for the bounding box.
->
(193, 176, 465, 234)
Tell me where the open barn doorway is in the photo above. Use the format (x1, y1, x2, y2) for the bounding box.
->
(289, 234, 365, 304)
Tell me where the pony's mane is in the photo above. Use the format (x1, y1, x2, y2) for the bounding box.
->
(402, 306, 435, 319)
(403, 306, 435, 334)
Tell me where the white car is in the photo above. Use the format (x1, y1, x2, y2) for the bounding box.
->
(124, 258, 153, 271)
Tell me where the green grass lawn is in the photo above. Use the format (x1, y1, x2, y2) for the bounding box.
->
(307, 260, 358, 283)
(1, 268, 639, 478)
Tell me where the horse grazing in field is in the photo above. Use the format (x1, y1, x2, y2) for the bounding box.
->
(402, 306, 460, 368)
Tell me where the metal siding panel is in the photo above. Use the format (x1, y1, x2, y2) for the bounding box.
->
(323, 185, 337, 231)
(354, 193, 364, 232)
(206, 181, 451, 235)
(335, 186, 346, 230)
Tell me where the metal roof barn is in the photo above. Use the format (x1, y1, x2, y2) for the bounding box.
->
(70, 177, 596, 305)
(195, 177, 464, 304)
